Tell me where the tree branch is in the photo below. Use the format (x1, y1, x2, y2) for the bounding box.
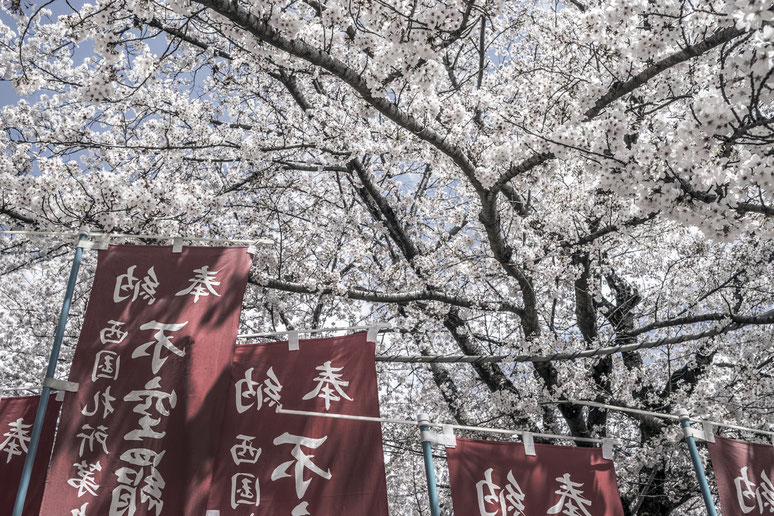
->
(253, 276, 525, 315)
(585, 26, 745, 120)
(192, 0, 482, 187)
(0, 207, 38, 226)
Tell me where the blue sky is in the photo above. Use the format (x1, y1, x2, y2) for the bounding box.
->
(0, 2, 85, 108)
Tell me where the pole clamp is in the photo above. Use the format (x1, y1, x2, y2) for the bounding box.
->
(77, 234, 110, 250)
(43, 377, 79, 392)
(420, 425, 456, 448)
(682, 426, 711, 442)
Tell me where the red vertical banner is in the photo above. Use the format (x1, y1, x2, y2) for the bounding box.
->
(708, 435, 774, 515)
(39, 244, 252, 516)
(0, 394, 62, 516)
(446, 437, 625, 516)
(206, 332, 389, 515)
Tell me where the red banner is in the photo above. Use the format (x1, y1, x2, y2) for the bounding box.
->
(446, 437, 624, 516)
(39, 244, 252, 516)
(206, 332, 389, 515)
(708, 435, 774, 515)
(0, 394, 62, 516)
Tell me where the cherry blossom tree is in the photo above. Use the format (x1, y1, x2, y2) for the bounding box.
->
(1, 0, 773, 513)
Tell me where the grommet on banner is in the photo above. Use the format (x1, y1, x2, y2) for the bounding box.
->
(522, 432, 536, 456)
(288, 330, 299, 351)
(602, 438, 615, 460)
(172, 237, 183, 253)
(702, 421, 716, 443)
(205, 511, 220, 516)
(42, 377, 79, 393)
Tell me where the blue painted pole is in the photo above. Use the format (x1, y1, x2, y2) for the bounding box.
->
(12, 230, 88, 516)
(418, 414, 442, 516)
(677, 408, 717, 516)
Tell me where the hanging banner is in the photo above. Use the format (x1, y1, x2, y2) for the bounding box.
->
(206, 332, 389, 515)
(0, 394, 62, 516)
(39, 244, 253, 516)
(446, 437, 625, 516)
(708, 435, 774, 515)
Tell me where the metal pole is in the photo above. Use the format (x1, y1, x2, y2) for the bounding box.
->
(12, 230, 88, 516)
(418, 413, 442, 516)
(677, 408, 717, 516)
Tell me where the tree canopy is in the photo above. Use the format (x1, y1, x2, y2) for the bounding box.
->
(1, 0, 773, 513)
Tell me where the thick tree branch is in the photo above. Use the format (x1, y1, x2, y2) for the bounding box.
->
(573, 252, 611, 434)
(564, 212, 658, 248)
(443, 309, 521, 397)
(585, 26, 745, 120)
(253, 276, 525, 315)
(0, 207, 38, 226)
(721, 115, 774, 155)
(736, 201, 774, 217)
(492, 152, 554, 193)
(477, 192, 539, 331)
(192, 0, 482, 188)
(672, 173, 774, 218)
(631, 309, 774, 337)
(347, 158, 422, 261)
(146, 16, 232, 59)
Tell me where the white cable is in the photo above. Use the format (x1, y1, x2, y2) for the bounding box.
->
(565, 399, 681, 421)
(700, 419, 774, 437)
(0, 230, 78, 238)
(0, 229, 273, 246)
(0, 385, 40, 393)
(564, 399, 774, 437)
(277, 408, 416, 426)
(277, 407, 609, 445)
(447, 423, 607, 445)
(89, 232, 274, 246)
(237, 323, 388, 340)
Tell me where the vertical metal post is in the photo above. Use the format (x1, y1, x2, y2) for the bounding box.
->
(677, 408, 717, 516)
(418, 413, 441, 516)
(12, 230, 88, 516)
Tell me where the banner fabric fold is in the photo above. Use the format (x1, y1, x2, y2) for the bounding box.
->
(708, 435, 774, 516)
(446, 437, 625, 516)
(1, 394, 63, 516)
(39, 244, 252, 516)
(206, 332, 390, 515)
